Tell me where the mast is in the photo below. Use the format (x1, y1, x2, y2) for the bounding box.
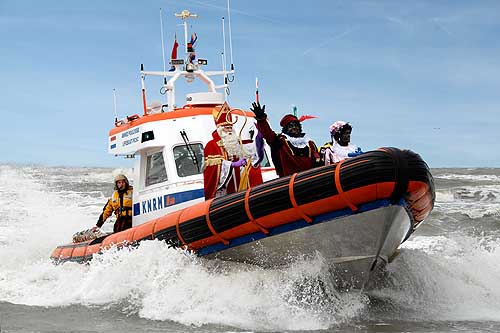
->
(222, 17, 228, 101)
(113, 88, 118, 124)
(159, 8, 167, 79)
(227, 0, 235, 72)
(174, 10, 198, 56)
(139, 9, 235, 112)
(140, 64, 147, 116)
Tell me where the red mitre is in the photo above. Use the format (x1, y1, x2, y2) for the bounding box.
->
(212, 102, 233, 127)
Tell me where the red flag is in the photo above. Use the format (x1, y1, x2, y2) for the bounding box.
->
(169, 35, 179, 71)
(298, 114, 318, 122)
(171, 35, 178, 60)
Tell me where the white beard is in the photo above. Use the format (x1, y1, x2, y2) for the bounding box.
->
(218, 128, 243, 157)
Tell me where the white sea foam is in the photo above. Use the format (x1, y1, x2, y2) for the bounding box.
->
(0, 165, 102, 265)
(1, 165, 500, 330)
(434, 184, 500, 219)
(0, 165, 366, 330)
(22, 165, 133, 187)
(435, 190, 455, 203)
(436, 173, 500, 182)
(374, 235, 500, 321)
(0, 239, 368, 330)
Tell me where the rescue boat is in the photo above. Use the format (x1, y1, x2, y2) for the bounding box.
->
(50, 8, 435, 288)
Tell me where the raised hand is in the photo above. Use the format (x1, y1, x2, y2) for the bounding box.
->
(250, 102, 267, 120)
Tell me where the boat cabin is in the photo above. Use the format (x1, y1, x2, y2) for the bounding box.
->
(107, 9, 276, 227)
(109, 93, 274, 226)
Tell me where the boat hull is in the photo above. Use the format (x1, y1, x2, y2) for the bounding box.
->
(205, 203, 411, 288)
(51, 147, 434, 287)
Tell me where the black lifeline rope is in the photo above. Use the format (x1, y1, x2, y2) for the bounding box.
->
(388, 148, 410, 204)
(386, 147, 414, 243)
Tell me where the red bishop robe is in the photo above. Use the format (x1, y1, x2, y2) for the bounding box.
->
(203, 131, 242, 200)
(203, 131, 264, 199)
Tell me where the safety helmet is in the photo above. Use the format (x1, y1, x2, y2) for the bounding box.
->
(114, 174, 128, 183)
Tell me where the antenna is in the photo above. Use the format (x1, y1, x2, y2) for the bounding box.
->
(227, 0, 234, 71)
(140, 64, 147, 116)
(222, 17, 227, 77)
(159, 8, 167, 78)
(113, 88, 118, 122)
(221, 52, 227, 101)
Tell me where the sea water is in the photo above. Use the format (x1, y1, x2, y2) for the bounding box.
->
(1, 164, 499, 332)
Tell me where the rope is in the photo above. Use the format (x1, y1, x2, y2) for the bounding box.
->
(334, 160, 358, 212)
(204, 200, 230, 245)
(244, 189, 269, 234)
(175, 208, 188, 249)
(288, 173, 313, 223)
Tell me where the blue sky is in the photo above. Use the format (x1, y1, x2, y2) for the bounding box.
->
(1, 0, 499, 168)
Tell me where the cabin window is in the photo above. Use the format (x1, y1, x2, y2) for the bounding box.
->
(174, 144, 204, 177)
(145, 151, 168, 186)
(261, 149, 271, 167)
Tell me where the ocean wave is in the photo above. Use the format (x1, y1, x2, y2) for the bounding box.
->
(0, 241, 369, 330)
(370, 235, 500, 321)
(435, 173, 500, 183)
(433, 184, 500, 219)
(2, 164, 500, 329)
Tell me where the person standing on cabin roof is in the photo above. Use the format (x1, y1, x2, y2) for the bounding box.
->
(323, 121, 363, 165)
(203, 103, 264, 200)
(94, 174, 133, 233)
(251, 101, 321, 177)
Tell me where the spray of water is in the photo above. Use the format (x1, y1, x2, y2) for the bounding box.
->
(1, 165, 500, 330)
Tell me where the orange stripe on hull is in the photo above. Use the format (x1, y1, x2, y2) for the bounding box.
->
(53, 180, 433, 263)
(51, 149, 435, 264)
